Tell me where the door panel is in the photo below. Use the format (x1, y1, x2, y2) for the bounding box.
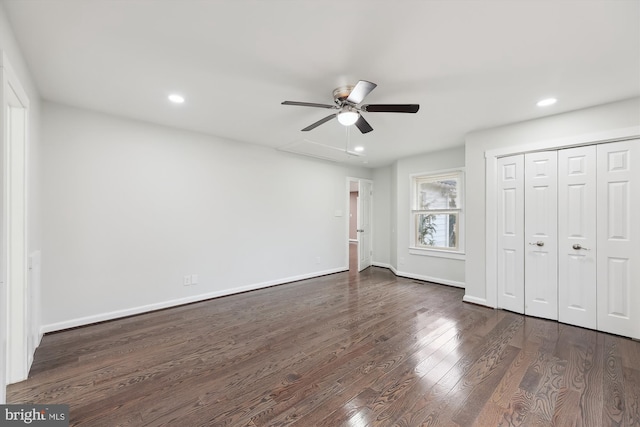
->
(524, 151, 558, 319)
(597, 140, 639, 339)
(558, 146, 597, 329)
(357, 179, 372, 272)
(497, 155, 524, 313)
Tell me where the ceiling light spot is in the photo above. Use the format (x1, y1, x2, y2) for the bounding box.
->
(536, 98, 557, 107)
(168, 94, 185, 104)
(354, 146, 364, 152)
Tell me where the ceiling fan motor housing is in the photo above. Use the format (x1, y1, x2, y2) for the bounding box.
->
(333, 85, 355, 104)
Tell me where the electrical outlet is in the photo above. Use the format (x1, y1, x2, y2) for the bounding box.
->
(183, 275, 192, 286)
(191, 274, 198, 285)
(315, 257, 321, 264)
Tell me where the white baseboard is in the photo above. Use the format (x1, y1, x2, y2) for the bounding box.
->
(41, 267, 348, 334)
(392, 268, 465, 289)
(371, 261, 391, 269)
(372, 263, 465, 289)
(462, 294, 494, 308)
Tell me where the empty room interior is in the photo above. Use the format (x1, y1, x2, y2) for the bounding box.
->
(1, 1, 639, 425)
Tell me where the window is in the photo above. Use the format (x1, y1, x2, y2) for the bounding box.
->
(411, 170, 464, 255)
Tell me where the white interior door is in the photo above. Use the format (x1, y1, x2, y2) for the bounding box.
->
(357, 179, 372, 272)
(596, 140, 639, 339)
(558, 146, 597, 329)
(497, 155, 524, 313)
(524, 151, 558, 320)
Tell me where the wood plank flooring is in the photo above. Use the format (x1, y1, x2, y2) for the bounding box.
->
(8, 267, 640, 426)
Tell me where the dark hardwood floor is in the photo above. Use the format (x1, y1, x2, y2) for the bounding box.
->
(7, 265, 640, 426)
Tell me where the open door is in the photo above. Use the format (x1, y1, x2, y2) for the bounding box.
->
(357, 179, 372, 271)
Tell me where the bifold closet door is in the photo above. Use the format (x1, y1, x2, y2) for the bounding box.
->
(524, 151, 558, 320)
(497, 155, 524, 314)
(597, 140, 639, 339)
(558, 146, 597, 330)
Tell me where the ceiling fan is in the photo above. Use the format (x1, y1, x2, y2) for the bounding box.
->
(282, 80, 419, 134)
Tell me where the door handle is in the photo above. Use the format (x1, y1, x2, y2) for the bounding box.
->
(529, 241, 544, 247)
(572, 244, 590, 250)
(357, 229, 364, 232)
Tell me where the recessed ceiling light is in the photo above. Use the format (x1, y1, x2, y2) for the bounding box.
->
(354, 146, 364, 152)
(168, 94, 185, 104)
(536, 98, 557, 107)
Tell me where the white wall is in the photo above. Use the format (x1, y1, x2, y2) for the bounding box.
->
(41, 102, 371, 331)
(392, 147, 465, 286)
(0, 2, 43, 399)
(465, 97, 640, 307)
(390, 162, 398, 270)
(372, 166, 391, 266)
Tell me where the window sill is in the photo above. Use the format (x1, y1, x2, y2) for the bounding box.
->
(408, 247, 466, 260)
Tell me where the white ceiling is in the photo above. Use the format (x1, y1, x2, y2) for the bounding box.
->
(3, 0, 639, 167)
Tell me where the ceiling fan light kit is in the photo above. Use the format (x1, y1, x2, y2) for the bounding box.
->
(282, 80, 419, 134)
(337, 106, 359, 126)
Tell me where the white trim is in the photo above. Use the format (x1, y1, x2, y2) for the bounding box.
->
(388, 264, 399, 275)
(393, 269, 465, 288)
(0, 54, 29, 109)
(2, 52, 32, 387)
(409, 169, 465, 255)
(463, 294, 492, 307)
(408, 166, 466, 180)
(484, 125, 640, 312)
(384, 264, 464, 288)
(372, 261, 391, 269)
(485, 126, 640, 159)
(40, 267, 348, 334)
(408, 247, 465, 260)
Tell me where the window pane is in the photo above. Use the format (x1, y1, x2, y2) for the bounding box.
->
(416, 177, 458, 210)
(416, 213, 457, 249)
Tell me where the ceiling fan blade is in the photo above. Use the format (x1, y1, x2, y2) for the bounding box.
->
(282, 101, 337, 109)
(362, 104, 420, 113)
(346, 80, 377, 104)
(301, 114, 336, 131)
(354, 115, 373, 134)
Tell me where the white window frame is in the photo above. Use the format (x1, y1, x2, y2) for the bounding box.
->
(409, 168, 465, 260)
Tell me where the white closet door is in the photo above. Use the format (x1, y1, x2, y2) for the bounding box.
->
(597, 140, 639, 339)
(497, 155, 524, 314)
(524, 151, 558, 320)
(558, 146, 597, 329)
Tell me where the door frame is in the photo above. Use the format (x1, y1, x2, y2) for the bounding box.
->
(479, 126, 640, 309)
(1, 52, 30, 393)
